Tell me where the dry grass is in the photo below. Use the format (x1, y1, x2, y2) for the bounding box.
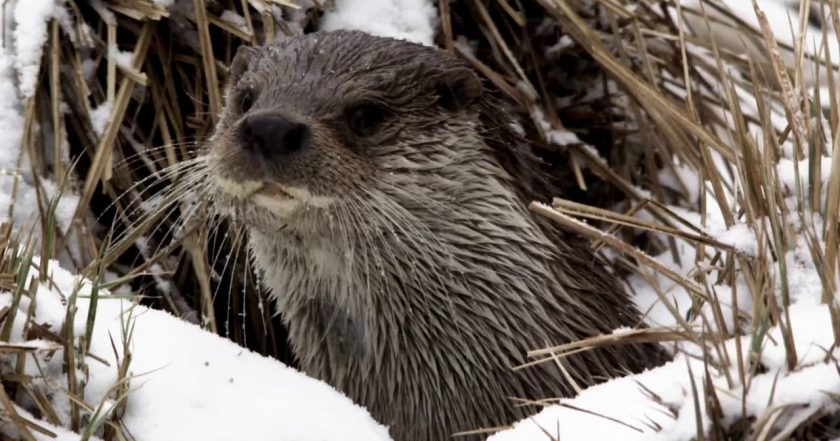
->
(1, 0, 839, 439)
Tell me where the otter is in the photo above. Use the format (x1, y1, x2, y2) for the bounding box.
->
(203, 31, 668, 440)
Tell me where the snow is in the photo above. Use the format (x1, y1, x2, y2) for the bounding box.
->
(545, 35, 575, 57)
(0, 41, 78, 234)
(321, 0, 438, 46)
(0, 259, 393, 441)
(89, 101, 113, 137)
(109, 47, 134, 70)
(679, 0, 838, 89)
(777, 156, 834, 193)
(0, 51, 25, 175)
(531, 107, 583, 147)
(7, 407, 103, 441)
(13, 0, 59, 98)
(657, 162, 700, 203)
(0, 0, 79, 250)
(716, 222, 759, 256)
(488, 358, 695, 440)
(221, 10, 248, 33)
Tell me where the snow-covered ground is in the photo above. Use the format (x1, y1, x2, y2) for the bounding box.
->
(2, 0, 839, 440)
(0, 261, 392, 441)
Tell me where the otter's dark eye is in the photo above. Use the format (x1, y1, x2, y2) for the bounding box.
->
(239, 87, 255, 113)
(346, 103, 386, 137)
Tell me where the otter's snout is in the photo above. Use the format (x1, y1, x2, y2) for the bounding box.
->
(239, 114, 311, 158)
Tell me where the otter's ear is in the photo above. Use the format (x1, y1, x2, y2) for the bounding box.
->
(435, 68, 482, 112)
(229, 45, 256, 81)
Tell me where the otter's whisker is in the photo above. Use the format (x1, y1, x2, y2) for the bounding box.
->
(97, 157, 208, 226)
(219, 225, 247, 338)
(111, 141, 201, 173)
(128, 180, 213, 266)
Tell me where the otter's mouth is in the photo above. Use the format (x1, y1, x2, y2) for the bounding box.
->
(258, 183, 293, 199)
(212, 175, 333, 219)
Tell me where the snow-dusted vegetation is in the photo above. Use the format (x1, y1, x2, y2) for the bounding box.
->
(2, 0, 840, 440)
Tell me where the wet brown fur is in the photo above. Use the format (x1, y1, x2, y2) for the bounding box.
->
(204, 31, 669, 441)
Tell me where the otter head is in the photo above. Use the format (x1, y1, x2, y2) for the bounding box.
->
(206, 31, 485, 236)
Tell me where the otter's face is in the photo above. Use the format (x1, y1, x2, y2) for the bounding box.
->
(205, 31, 485, 235)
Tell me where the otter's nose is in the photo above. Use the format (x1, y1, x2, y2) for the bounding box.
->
(239, 114, 310, 157)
